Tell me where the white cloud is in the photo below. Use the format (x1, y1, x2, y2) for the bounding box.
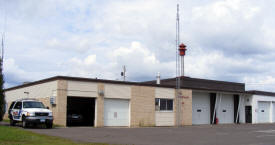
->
(2, 0, 275, 92)
(62, 41, 174, 81)
(84, 55, 96, 65)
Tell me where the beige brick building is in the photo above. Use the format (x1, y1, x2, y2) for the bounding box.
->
(4, 76, 245, 127)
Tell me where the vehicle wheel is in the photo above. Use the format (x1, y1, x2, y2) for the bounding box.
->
(22, 117, 29, 128)
(46, 123, 53, 129)
(10, 119, 15, 126)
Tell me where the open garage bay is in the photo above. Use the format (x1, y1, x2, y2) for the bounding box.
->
(67, 97, 95, 126)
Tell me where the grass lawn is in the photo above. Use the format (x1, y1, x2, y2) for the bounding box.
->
(0, 125, 108, 145)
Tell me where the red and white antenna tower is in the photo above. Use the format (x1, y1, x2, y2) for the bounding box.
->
(175, 4, 187, 127)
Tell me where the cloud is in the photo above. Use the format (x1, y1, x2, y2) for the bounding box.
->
(62, 41, 174, 81)
(2, 0, 275, 92)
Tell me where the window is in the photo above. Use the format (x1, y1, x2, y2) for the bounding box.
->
(14, 102, 22, 109)
(155, 98, 160, 110)
(23, 101, 45, 108)
(155, 98, 173, 111)
(167, 100, 173, 110)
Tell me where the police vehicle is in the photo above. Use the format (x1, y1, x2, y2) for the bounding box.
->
(8, 98, 53, 128)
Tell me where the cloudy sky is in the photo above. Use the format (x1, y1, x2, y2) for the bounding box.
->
(0, 0, 275, 91)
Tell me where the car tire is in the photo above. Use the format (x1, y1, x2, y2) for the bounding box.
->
(46, 123, 53, 129)
(10, 119, 15, 126)
(22, 116, 29, 128)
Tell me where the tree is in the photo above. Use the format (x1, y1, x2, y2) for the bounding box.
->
(0, 59, 5, 121)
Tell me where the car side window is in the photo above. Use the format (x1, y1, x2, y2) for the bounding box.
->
(14, 102, 22, 109)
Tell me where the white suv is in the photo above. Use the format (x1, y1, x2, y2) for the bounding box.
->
(8, 99, 53, 128)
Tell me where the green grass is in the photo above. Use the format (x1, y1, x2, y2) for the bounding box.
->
(0, 125, 108, 145)
(2, 119, 9, 123)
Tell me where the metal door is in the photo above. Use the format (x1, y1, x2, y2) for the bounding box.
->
(245, 106, 252, 123)
(104, 99, 129, 126)
(217, 94, 234, 124)
(192, 92, 210, 124)
(258, 101, 270, 123)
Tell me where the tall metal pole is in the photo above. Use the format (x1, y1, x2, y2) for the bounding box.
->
(1, 0, 7, 65)
(181, 55, 184, 76)
(176, 4, 181, 127)
(1, 34, 4, 63)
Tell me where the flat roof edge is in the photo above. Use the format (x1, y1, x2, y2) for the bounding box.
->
(4, 76, 178, 92)
(4, 75, 248, 93)
(246, 90, 275, 97)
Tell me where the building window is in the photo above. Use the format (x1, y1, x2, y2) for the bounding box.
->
(155, 98, 173, 111)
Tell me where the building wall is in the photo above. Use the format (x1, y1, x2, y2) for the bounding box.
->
(54, 80, 68, 126)
(177, 89, 192, 126)
(6, 78, 253, 127)
(4, 81, 58, 120)
(155, 112, 175, 126)
(5, 81, 58, 103)
(105, 84, 131, 99)
(131, 86, 155, 127)
(95, 83, 104, 127)
(155, 88, 175, 126)
(67, 81, 97, 97)
(155, 88, 175, 99)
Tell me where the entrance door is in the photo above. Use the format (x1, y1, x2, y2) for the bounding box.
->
(245, 106, 252, 123)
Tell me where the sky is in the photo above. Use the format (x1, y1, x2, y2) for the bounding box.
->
(0, 0, 275, 91)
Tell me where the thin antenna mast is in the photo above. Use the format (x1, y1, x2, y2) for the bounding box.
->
(176, 4, 181, 127)
(1, 0, 7, 64)
(1, 34, 4, 63)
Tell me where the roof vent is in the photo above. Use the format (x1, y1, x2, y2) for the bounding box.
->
(22, 82, 31, 85)
(156, 72, 161, 85)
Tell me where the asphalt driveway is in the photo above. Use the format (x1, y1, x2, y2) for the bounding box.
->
(24, 124, 275, 145)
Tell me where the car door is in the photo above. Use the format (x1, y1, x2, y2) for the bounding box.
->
(8, 101, 15, 118)
(12, 102, 22, 121)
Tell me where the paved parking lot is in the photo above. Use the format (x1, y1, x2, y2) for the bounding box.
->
(25, 124, 275, 145)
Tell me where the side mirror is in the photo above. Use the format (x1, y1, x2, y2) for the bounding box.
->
(46, 106, 49, 109)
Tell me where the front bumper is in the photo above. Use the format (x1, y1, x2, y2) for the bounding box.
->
(26, 116, 53, 124)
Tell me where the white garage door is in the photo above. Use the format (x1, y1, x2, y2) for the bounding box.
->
(217, 94, 234, 124)
(273, 103, 275, 123)
(258, 101, 270, 123)
(104, 99, 129, 126)
(192, 92, 210, 125)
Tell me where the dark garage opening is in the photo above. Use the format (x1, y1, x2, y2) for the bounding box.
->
(67, 97, 95, 126)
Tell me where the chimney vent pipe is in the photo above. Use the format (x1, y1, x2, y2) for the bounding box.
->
(156, 72, 161, 85)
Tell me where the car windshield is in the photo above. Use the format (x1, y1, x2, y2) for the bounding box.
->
(23, 101, 45, 108)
